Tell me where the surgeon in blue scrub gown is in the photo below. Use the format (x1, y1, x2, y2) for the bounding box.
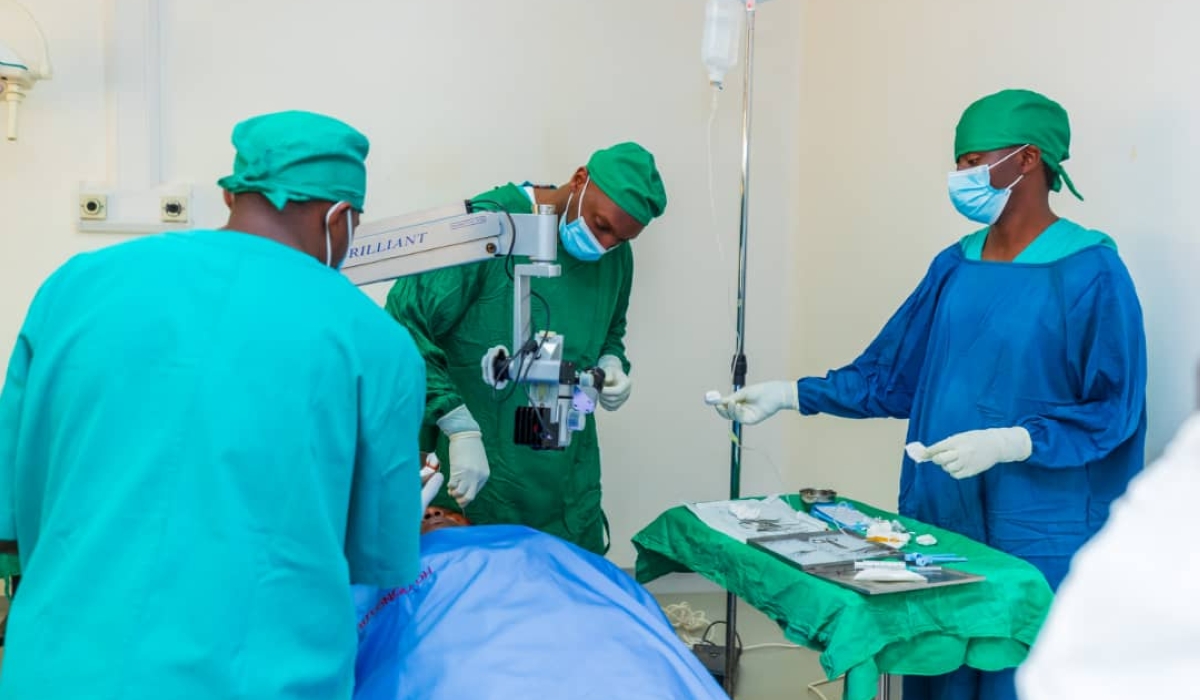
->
(0, 111, 426, 700)
(714, 89, 1148, 700)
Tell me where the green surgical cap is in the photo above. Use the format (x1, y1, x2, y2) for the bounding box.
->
(217, 110, 370, 211)
(954, 89, 1083, 201)
(586, 142, 667, 226)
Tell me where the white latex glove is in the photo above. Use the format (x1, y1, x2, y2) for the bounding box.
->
(436, 405, 491, 508)
(597, 355, 632, 411)
(480, 345, 510, 390)
(713, 380, 799, 425)
(927, 427, 1032, 480)
(419, 453, 443, 511)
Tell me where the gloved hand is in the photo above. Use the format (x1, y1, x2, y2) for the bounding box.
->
(597, 355, 632, 411)
(480, 345, 511, 390)
(713, 380, 799, 425)
(927, 427, 1032, 480)
(419, 453, 444, 511)
(436, 405, 491, 508)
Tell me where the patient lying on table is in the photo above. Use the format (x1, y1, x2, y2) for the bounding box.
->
(352, 506, 729, 699)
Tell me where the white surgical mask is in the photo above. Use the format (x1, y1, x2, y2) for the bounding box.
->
(947, 145, 1028, 225)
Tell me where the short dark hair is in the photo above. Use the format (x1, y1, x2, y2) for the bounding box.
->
(1042, 161, 1056, 192)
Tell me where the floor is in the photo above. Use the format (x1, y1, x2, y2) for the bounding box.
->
(648, 573, 852, 700)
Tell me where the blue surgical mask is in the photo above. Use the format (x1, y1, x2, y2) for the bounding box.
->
(947, 145, 1028, 225)
(558, 179, 607, 262)
(324, 201, 355, 269)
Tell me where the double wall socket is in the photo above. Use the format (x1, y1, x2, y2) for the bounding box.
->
(76, 187, 193, 233)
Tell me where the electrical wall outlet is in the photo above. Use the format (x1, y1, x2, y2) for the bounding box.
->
(160, 196, 189, 223)
(79, 194, 108, 221)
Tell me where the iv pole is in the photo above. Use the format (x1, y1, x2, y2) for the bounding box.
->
(723, 0, 756, 693)
(712, 7, 890, 698)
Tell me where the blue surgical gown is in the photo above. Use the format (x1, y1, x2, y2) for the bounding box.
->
(797, 221, 1147, 700)
(353, 525, 729, 700)
(0, 230, 426, 700)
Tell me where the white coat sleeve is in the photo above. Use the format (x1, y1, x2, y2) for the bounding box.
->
(1017, 413, 1200, 700)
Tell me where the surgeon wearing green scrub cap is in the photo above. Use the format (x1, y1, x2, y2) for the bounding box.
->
(0, 110, 427, 700)
(714, 90, 1147, 700)
(948, 88, 1109, 261)
(218, 109, 371, 267)
(386, 142, 668, 555)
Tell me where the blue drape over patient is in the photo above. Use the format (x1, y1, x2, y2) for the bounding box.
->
(353, 525, 729, 700)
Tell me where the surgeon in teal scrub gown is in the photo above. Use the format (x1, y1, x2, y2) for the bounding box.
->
(0, 111, 426, 700)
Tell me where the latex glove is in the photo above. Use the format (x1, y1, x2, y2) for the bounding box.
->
(480, 345, 510, 390)
(927, 427, 1032, 480)
(597, 355, 632, 411)
(419, 453, 444, 511)
(713, 380, 799, 425)
(436, 406, 491, 507)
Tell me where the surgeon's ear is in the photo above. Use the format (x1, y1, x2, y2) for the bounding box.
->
(223, 190, 235, 210)
(327, 202, 356, 260)
(327, 202, 349, 236)
(570, 166, 589, 190)
(1020, 145, 1044, 175)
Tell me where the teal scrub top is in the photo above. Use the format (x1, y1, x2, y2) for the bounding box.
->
(960, 218, 1116, 262)
(0, 230, 425, 700)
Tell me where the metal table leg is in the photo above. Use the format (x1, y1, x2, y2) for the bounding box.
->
(876, 673, 892, 700)
(843, 673, 893, 700)
(723, 591, 738, 696)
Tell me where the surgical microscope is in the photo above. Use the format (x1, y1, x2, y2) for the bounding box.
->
(341, 201, 605, 451)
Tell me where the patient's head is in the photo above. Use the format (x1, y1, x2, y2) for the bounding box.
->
(422, 506, 470, 535)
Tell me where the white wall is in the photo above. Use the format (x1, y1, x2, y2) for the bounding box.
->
(0, 1, 111, 314)
(1, 0, 800, 567)
(789, 0, 1198, 509)
(9, 0, 1180, 572)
